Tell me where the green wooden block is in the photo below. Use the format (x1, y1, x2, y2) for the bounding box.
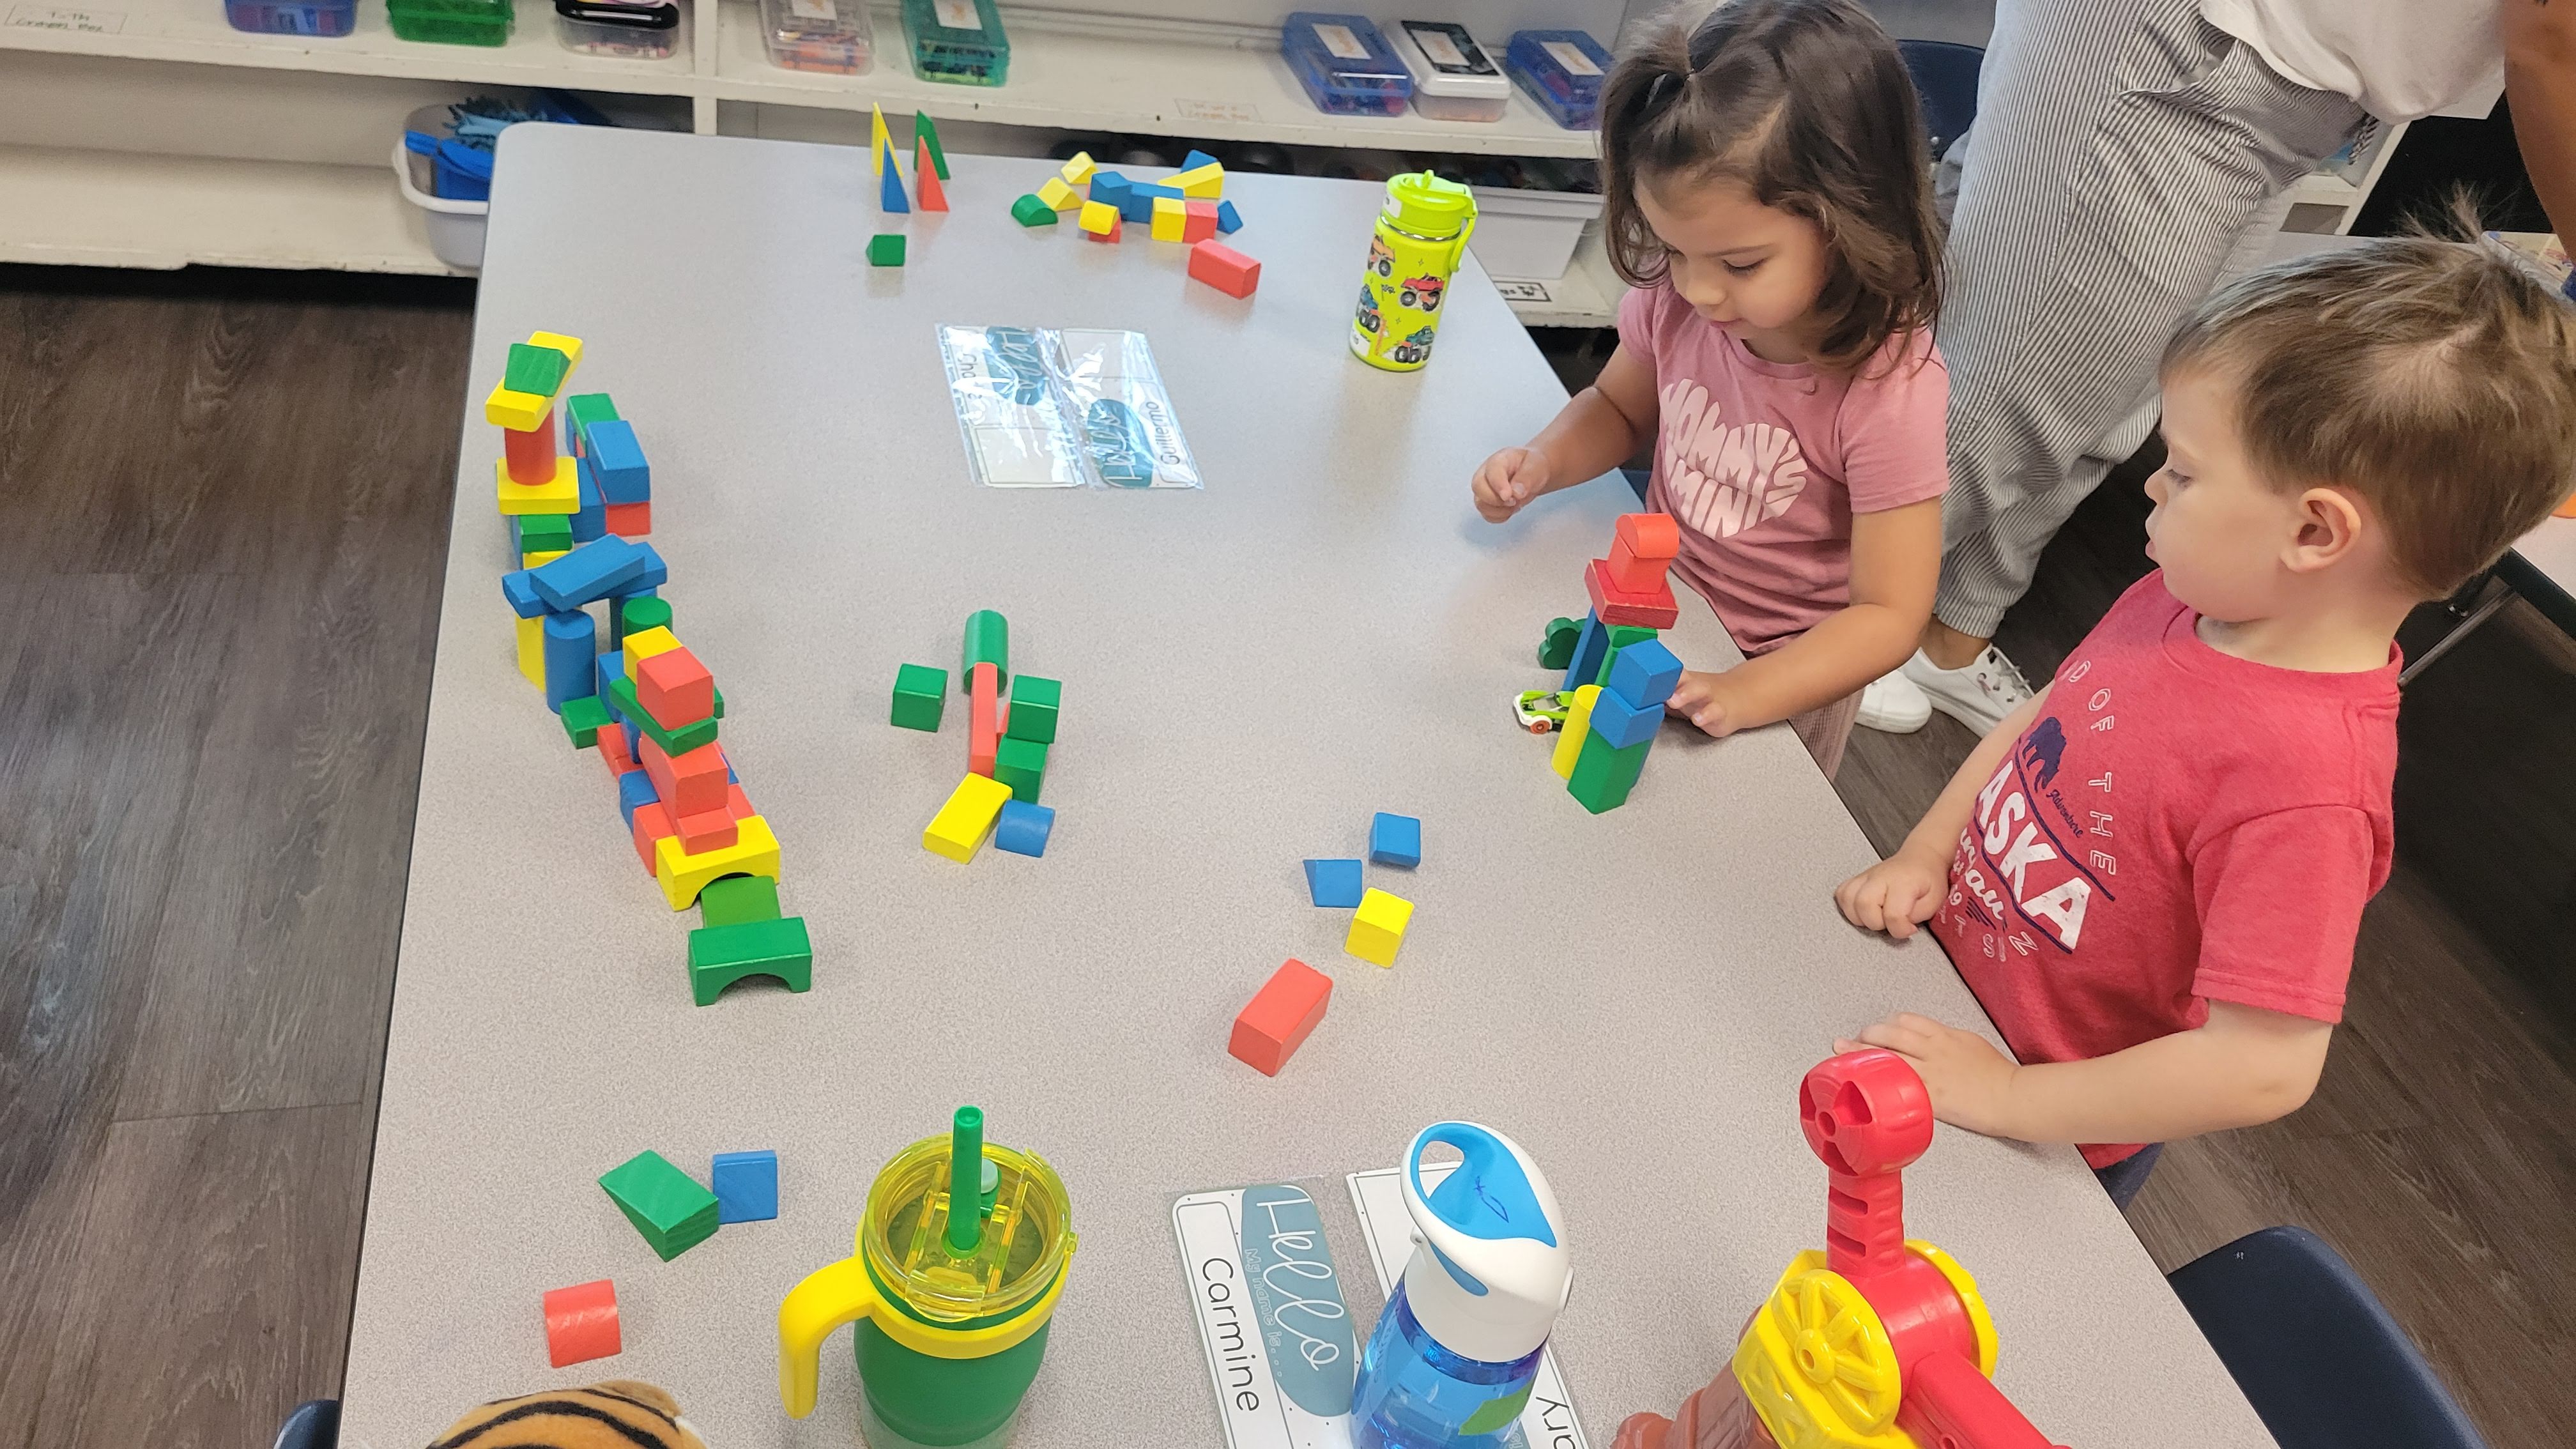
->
(868, 233, 907, 267)
(517, 513, 575, 553)
(1596, 625, 1660, 689)
(914, 110, 949, 179)
(893, 663, 948, 731)
(611, 675, 719, 755)
(713, 684, 725, 720)
(993, 736, 1048, 804)
(565, 391, 619, 442)
(700, 873, 782, 928)
(1003, 675, 1059, 742)
(688, 916, 814, 1007)
(1567, 728, 1650, 814)
(621, 595, 673, 637)
(961, 610, 1009, 690)
(599, 1150, 722, 1261)
(1011, 194, 1059, 227)
(503, 341, 571, 399)
(1539, 617, 1579, 670)
(560, 693, 614, 749)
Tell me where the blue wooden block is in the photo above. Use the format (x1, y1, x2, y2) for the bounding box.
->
(608, 586, 655, 648)
(1586, 684, 1663, 751)
(711, 1149, 778, 1223)
(501, 570, 547, 619)
(541, 610, 597, 713)
(1123, 180, 1179, 222)
(1303, 858, 1363, 908)
(594, 648, 626, 705)
(1089, 171, 1132, 213)
(993, 799, 1055, 857)
(1183, 149, 1218, 171)
(1563, 610, 1609, 693)
(1606, 638, 1683, 712)
(880, 151, 910, 213)
(529, 537, 666, 612)
(569, 464, 606, 542)
(617, 768, 659, 827)
(1369, 813, 1422, 869)
(622, 719, 641, 756)
(583, 418, 650, 505)
(1216, 199, 1243, 234)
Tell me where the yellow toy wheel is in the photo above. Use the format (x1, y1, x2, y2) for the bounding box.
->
(1779, 1264, 1904, 1432)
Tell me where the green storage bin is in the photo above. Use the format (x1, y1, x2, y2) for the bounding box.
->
(388, 0, 513, 45)
(901, 0, 1008, 85)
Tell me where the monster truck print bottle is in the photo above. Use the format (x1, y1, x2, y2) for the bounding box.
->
(1351, 171, 1478, 372)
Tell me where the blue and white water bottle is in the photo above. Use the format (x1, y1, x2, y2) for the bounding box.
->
(1351, 1123, 1573, 1449)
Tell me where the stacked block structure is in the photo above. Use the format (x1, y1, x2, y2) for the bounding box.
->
(1011, 149, 1257, 298)
(900, 610, 1062, 863)
(1554, 514, 1685, 813)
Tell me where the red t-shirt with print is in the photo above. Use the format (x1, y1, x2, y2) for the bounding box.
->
(1929, 573, 2398, 1167)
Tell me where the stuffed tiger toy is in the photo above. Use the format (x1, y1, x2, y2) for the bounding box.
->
(425, 1380, 709, 1449)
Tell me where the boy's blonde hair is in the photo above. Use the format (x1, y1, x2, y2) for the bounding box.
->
(2163, 231, 2576, 599)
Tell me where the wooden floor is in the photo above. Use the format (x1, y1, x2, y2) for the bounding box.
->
(0, 275, 2568, 1449)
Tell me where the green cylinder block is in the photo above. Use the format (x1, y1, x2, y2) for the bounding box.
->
(962, 610, 1009, 692)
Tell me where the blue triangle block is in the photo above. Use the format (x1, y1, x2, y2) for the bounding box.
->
(879, 150, 910, 213)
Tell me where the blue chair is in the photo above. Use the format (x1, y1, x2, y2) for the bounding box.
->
(273, 1399, 339, 1449)
(1896, 39, 1984, 162)
(2167, 1226, 2488, 1449)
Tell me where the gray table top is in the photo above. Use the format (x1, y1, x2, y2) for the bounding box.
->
(340, 126, 2270, 1449)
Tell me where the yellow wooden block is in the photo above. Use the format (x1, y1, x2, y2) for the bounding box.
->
(656, 815, 781, 910)
(526, 330, 584, 374)
(1172, 162, 1223, 199)
(1346, 888, 1413, 967)
(870, 104, 890, 172)
(623, 625, 681, 677)
(485, 385, 550, 432)
(523, 549, 567, 569)
(1059, 151, 1095, 185)
(1150, 196, 1188, 242)
(496, 456, 579, 514)
(1078, 200, 1119, 236)
(1551, 684, 1600, 781)
(923, 774, 1013, 862)
(516, 615, 546, 689)
(1037, 177, 1080, 211)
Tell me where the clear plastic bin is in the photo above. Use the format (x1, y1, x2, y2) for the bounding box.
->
(1281, 12, 1411, 116)
(388, 0, 514, 45)
(901, 0, 1008, 86)
(760, 0, 873, 73)
(224, 0, 355, 34)
(554, 0, 678, 57)
(1505, 29, 1611, 130)
(1388, 20, 1507, 123)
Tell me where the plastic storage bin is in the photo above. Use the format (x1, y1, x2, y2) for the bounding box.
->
(388, 0, 514, 46)
(224, 0, 354, 35)
(394, 104, 491, 270)
(901, 0, 1008, 85)
(554, 0, 678, 57)
(1281, 13, 1412, 116)
(1388, 20, 1507, 123)
(760, 0, 873, 73)
(1505, 29, 1612, 130)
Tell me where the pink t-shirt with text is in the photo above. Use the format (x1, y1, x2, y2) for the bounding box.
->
(1617, 282, 1950, 653)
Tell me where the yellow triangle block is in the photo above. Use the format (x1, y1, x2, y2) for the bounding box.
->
(1171, 162, 1223, 199)
(485, 384, 551, 433)
(923, 774, 1013, 862)
(496, 456, 579, 514)
(1059, 150, 1095, 185)
(1078, 199, 1119, 235)
(1037, 177, 1079, 211)
(657, 816, 781, 910)
(870, 104, 889, 172)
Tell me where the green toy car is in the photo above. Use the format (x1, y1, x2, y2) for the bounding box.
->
(1514, 689, 1572, 734)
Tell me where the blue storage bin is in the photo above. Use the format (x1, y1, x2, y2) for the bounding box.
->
(224, 0, 355, 34)
(1505, 29, 1613, 130)
(1281, 12, 1412, 117)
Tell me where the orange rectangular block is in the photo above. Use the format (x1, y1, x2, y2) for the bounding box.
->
(726, 781, 755, 820)
(641, 736, 728, 818)
(1606, 534, 1676, 594)
(1182, 199, 1219, 243)
(1188, 240, 1260, 298)
(599, 724, 638, 779)
(675, 806, 738, 854)
(503, 411, 557, 485)
(1584, 556, 1680, 629)
(1229, 958, 1332, 1077)
(604, 500, 651, 537)
(968, 661, 1000, 778)
(1614, 511, 1681, 560)
(631, 801, 675, 875)
(542, 1278, 621, 1368)
(636, 645, 714, 731)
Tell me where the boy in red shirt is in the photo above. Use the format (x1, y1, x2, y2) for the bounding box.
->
(1834, 234, 2576, 1205)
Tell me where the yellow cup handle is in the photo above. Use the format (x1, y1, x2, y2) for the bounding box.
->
(778, 1255, 882, 1419)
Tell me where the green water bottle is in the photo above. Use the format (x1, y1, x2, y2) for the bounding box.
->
(1351, 171, 1478, 372)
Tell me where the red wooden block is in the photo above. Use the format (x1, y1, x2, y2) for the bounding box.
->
(641, 736, 728, 818)
(968, 661, 1000, 778)
(631, 801, 675, 875)
(604, 500, 652, 537)
(1182, 200, 1219, 244)
(636, 646, 715, 731)
(1614, 511, 1681, 561)
(1083, 215, 1123, 243)
(728, 783, 755, 820)
(503, 411, 557, 485)
(1584, 556, 1680, 629)
(915, 139, 949, 211)
(1229, 958, 1332, 1077)
(1188, 240, 1260, 298)
(599, 724, 638, 779)
(1606, 534, 1675, 594)
(542, 1278, 621, 1368)
(675, 806, 738, 854)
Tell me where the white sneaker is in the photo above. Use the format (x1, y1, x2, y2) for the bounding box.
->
(1856, 669, 1931, 733)
(1902, 645, 2035, 735)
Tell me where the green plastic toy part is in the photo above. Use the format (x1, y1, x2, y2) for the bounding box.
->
(961, 610, 1009, 691)
(947, 1106, 985, 1254)
(1539, 617, 1579, 670)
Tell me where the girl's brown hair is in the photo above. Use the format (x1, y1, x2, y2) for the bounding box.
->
(1600, 0, 1943, 372)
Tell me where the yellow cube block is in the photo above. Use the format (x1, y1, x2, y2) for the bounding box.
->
(923, 774, 1013, 862)
(623, 625, 680, 677)
(1150, 196, 1188, 242)
(1059, 151, 1096, 186)
(526, 330, 584, 374)
(523, 549, 567, 569)
(1078, 199, 1119, 236)
(496, 456, 579, 514)
(1551, 684, 1600, 781)
(516, 615, 546, 689)
(1172, 162, 1223, 199)
(1346, 888, 1414, 967)
(1037, 177, 1080, 211)
(656, 816, 781, 910)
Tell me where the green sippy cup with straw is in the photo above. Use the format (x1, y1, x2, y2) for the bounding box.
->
(779, 1107, 1077, 1449)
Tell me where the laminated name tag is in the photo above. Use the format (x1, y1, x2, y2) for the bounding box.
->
(937, 323, 1203, 489)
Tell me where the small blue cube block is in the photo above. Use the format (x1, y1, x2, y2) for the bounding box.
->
(583, 418, 650, 505)
(501, 570, 546, 619)
(1369, 813, 1422, 869)
(617, 768, 659, 827)
(1183, 149, 1219, 171)
(711, 1149, 778, 1224)
(1586, 685, 1664, 751)
(994, 799, 1055, 857)
(1607, 638, 1683, 712)
(1216, 199, 1243, 234)
(1304, 858, 1363, 908)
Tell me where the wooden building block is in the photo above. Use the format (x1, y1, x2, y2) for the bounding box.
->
(914, 139, 949, 211)
(1568, 728, 1650, 814)
(622, 625, 680, 673)
(1078, 199, 1120, 238)
(1187, 240, 1260, 298)
(597, 1151, 719, 1261)
(599, 719, 638, 779)
(496, 456, 579, 514)
(1606, 637, 1683, 711)
(1216, 199, 1243, 233)
(631, 801, 676, 875)
(1182, 200, 1220, 243)
(993, 735, 1047, 803)
(636, 645, 715, 731)
(1606, 533, 1675, 593)
(560, 694, 615, 749)
(603, 501, 651, 537)
(503, 341, 571, 399)
(868, 233, 906, 267)
(1585, 558, 1680, 629)
(1303, 858, 1363, 908)
(1229, 958, 1331, 1077)
(674, 806, 739, 855)
(688, 916, 812, 1006)
(503, 413, 557, 484)
(516, 615, 546, 689)
(1551, 684, 1600, 781)
(1539, 616, 1580, 670)
(1171, 161, 1224, 198)
(892, 663, 947, 730)
(611, 675, 718, 756)
(1597, 625, 1661, 689)
(961, 610, 1009, 687)
(1012, 194, 1060, 227)
(993, 799, 1054, 857)
(655, 816, 781, 910)
(1346, 888, 1413, 967)
(1059, 150, 1096, 185)
(1037, 176, 1079, 210)
(923, 774, 1013, 862)
(542, 1279, 621, 1367)
(1003, 674, 1058, 742)
(711, 1149, 779, 1223)
(699, 873, 781, 927)
(1151, 195, 1188, 242)
(641, 735, 728, 818)
(525, 329, 585, 375)
(967, 661, 1001, 777)
(914, 110, 949, 178)
(484, 385, 550, 433)
(1614, 510, 1682, 560)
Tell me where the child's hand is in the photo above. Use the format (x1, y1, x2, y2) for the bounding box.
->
(1834, 847, 1949, 940)
(1838, 1015, 2021, 1138)
(1665, 670, 1745, 737)
(1473, 447, 1551, 523)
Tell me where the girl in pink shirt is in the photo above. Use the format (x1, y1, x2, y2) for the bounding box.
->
(1471, 0, 1949, 776)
